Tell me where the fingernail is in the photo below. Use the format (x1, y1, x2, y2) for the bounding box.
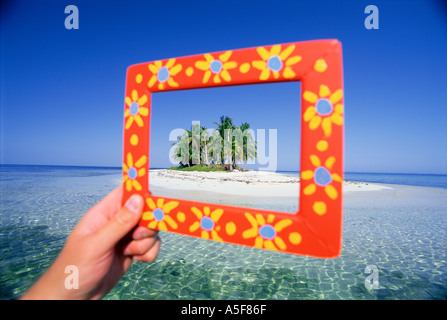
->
(125, 195, 143, 214)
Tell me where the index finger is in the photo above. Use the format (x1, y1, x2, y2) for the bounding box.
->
(132, 226, 159, 240)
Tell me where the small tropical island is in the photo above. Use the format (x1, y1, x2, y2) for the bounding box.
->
(148, 115, 390, 202)
(169, 116, 256, 172)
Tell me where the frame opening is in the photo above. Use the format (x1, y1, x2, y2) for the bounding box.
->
(148, 82, 301, 213)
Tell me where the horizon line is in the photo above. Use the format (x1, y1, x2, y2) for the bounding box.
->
(1, 163, 446, 176)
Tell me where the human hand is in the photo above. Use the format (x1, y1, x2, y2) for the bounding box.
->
(21, 185, 160, 300)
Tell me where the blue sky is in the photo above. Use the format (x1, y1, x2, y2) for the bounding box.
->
(1, 0, 446, 173)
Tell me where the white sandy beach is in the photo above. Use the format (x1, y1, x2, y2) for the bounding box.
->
(148, 169, 392, 198)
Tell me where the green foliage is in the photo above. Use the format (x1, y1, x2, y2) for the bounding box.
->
(168, 164, 248, 172)
(170, 115, 257, 171)
(168, 164, 226, 172)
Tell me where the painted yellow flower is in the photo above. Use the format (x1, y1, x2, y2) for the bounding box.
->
(303, 85, 343, 137)
(301, 154, 342, 202)
(242, 213, 292, 251)
(124, 90, 149, 130)
(147, 59, 182, 90)
(122, 153, 147, 191)
(195, 51, 237, 84)
(252, 44, 302, 80)
(189, 206, 224, 241)
(143, 198, 180, 231)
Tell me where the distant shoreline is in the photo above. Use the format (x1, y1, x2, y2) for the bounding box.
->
(149, 169, 392, 198)
(2, 164, 446, 190)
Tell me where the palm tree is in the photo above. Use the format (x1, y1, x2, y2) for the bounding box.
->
(171, 115, 256, 170)
(229, 122, 257, 169)
(244, 139, 257, 166)
(200, 126, 211, 165)
(236, 122, 256, 167)
(191, 122, 201, 165)
(207, 129, 222, 165)
(171, 130, 191, 166)
(231, 127, 244, 167)
(214, 116, 235, 170)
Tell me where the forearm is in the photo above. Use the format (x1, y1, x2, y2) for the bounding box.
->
(20, 255, 77, 300)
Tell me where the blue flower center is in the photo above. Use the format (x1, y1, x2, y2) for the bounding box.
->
(267, 55, 283, 72)
(127, 167, 137, 180)
(157, 66, 170, 82)
(259, 224, 276, 240)
(210, 60, 223, 74)
(316, 98, 333, 116)
(314, 167, 332, 186)
(129, 102, 140, 116)
(153, 208, 165, 221)
(200, 216, 214, 231)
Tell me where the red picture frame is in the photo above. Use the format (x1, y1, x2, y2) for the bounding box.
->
(122, 39, 344, 258)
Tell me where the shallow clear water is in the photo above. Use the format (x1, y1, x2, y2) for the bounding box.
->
(280, 171, 447, 190)
(1, 165, 446, 300)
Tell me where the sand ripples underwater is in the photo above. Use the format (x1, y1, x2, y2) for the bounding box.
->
(1, 166, 447, 300)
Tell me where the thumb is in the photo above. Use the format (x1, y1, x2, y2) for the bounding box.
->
(96, 194, 144, 249)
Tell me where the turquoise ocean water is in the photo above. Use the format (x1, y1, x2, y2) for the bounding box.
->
(281, 171, 447, 190)
(1, 165, 446, 300)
